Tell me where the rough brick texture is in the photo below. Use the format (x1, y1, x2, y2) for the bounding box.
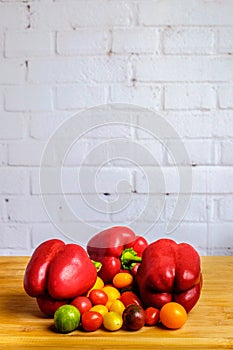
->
(0, 0, 232, 256)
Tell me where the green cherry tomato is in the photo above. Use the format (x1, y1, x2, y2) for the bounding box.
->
(54, 305, 81, 333)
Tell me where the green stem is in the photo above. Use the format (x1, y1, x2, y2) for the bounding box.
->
(91, 260, 102, 272)
(120, 248, 142, 270)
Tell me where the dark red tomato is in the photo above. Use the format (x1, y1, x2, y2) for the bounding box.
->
(144, 307, 160, 326)
(81, 311, 103, 332)
(71, 296, 92, 314)
(120, 291, 143, 308)
(89, 289, 108, 306)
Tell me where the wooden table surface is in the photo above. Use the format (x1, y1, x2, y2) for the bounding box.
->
(0, 256, 232, 349)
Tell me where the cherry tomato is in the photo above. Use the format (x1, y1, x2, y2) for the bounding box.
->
(90, 305, 109, 317)
(125, 236, 148, 257)
(123, 304, 145, 331)
(86, 276, 104, 296)
(71, 296, 92, 314)
(113, 272, 134, 289)
(120, 291, 143, 307)
(144, 307, 160, 326)
(109, 299, 125, 316)
(160, 302, 187, 329)
(103, 311, 123, 331)
(102, 285, 121, 302)
(54, 305, 81, 333)
(98, 257, 121, 283)
(89, 289, 108, 306)
(81, 311, 103, 332)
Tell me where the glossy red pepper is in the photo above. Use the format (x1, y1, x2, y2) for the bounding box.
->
(87, 226, 148, 283)
(136, 238, 202, 313)
(24, 239, 97, 314)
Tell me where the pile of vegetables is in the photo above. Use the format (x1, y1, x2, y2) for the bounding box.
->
(23, 226, 202, 333)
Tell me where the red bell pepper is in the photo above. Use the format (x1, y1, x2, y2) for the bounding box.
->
(136, 238, 202, 313)
(24, 239, 97, 302)
(87, 226, 148, 283)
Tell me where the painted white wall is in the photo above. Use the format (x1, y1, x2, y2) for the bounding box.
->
(0, 0, 233, 256)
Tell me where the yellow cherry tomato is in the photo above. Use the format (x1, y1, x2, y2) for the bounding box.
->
(113, 272, 134, 289)
(109, 299, 125, 316)
(102, 285, 121, 301)
(86, 276, 104, 296)
(90, 305, 108, 317)
(103, 311, 123, 331)
(160, 302, 187, 329)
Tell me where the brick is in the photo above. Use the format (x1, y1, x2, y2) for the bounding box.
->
(5, 31, 52, 58)
(0, 31, 3, 57)
(134, 165, 207, 194)
(135, 222, 207, 255)
(32, 1, 134, 29)
(109, 193, 165, 224)
(211, 111, 233, 138)
(0, 224, 30, 250)
(165, 195, 207, 222)
(30, 223, 67, 248)
(163, 27, 214, 55)
(137, 111, 213, 139)
(30, 112, 71, 140)
(28, 57, 128, 83)
(57, 194, 110, 223)
(110, 85, 162, 110)
(112, 28, 159, 54)
(7, 196, 49, 222)
(139, 0, 233, 26)
(8, 141, 46, 166)
(207, 167, 233, 194)
(0, 3, 27, 29)
(218, 197, 233, 221)
(166, 139, 213, 166)
(56, 85, 108, 110)
(217, 28, 233, 54)
(4, 86, 53, 112)
(220, 140, 233, 165)
(0, 197, 7, 221)
(57, 30, 109, 55)
(0, 59, 25, 84)
(0, 144, 7, 165)
(218, 85, 233, 109)
(134, 55, 233, 82)
(0, 168, 30, 194)
(164, 84, 216, 110)
(0, 115, 24, 139)
(209, 223, 233, 249)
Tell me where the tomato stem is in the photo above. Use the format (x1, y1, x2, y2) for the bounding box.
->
(91, 260, 102, 272)
(120, 248, 142, 270)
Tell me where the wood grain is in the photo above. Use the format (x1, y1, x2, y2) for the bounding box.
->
(0, 256, 232, 349)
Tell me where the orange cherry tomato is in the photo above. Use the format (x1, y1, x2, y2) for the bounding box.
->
(160, 302, 187, 329)
(113, 272, 134, 289)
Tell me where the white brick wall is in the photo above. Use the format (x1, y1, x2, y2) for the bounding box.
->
(0, 0, 233, 256)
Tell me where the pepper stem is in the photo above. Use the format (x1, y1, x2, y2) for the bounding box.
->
(120, 248, 142, 270)
(91, 260, 102, 272)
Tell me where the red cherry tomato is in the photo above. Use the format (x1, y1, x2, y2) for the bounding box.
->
(98, 256, 121, 283)
(81, 311, 103, 332)
(70, 296, 92, 314)
(89, 289, 108, 306)
(145, 307, 160, 326)
(120, 291, 143, 308)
